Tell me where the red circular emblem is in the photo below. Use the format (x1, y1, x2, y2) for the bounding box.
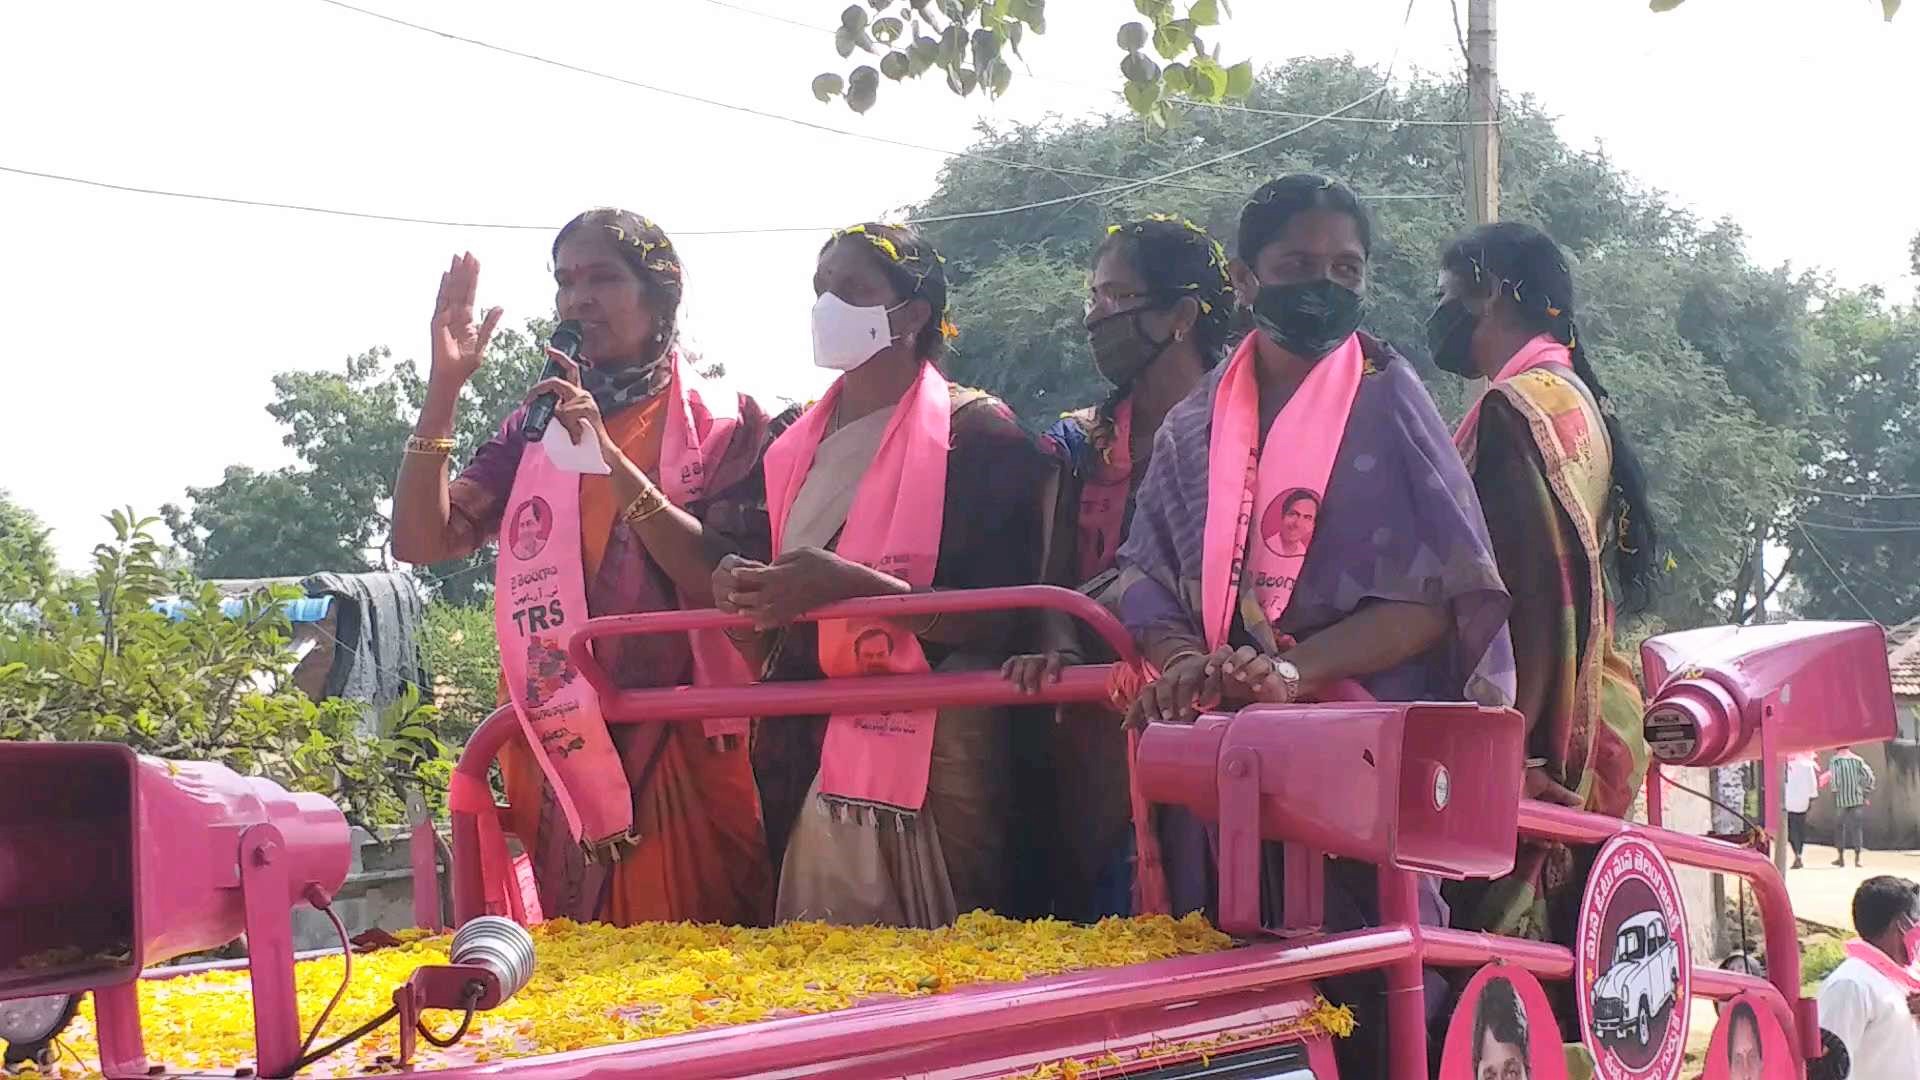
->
(1576, 834, 1691, 1080)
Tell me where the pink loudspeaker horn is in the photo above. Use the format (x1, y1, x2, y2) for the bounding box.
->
(0, 743, 350, 1078)
(1640, 621, 1896, 768)
(1134, 702, 1525, 937)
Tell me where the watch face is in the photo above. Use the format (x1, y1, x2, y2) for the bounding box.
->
(0, 993, 77, 1044)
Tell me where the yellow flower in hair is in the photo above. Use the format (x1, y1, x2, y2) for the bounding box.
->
(869, 235, 901, 262)
(939, 318, 960, 341)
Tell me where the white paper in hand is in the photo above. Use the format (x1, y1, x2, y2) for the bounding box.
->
(537, 418, 612, 475)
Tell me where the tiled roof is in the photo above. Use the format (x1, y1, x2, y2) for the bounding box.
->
(1887, 615, 1920, 696)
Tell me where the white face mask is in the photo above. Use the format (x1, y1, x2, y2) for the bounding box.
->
(812, 291, 906, 372)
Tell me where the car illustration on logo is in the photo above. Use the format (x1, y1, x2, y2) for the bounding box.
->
(1590, 911, 1682, 1047)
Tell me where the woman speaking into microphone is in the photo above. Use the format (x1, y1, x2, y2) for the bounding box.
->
(392, 209, 777, 928)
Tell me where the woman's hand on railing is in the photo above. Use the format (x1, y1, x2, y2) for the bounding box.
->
(1123, 652, 1221, 728)
(1001, 650, 1083, 695)
(716, 547, 908, 631)
(1523, 766, 1583, 808)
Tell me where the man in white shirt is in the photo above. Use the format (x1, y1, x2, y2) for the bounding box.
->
(1817, 875, 1920, 1079)
(1783, 752, 1821, 869)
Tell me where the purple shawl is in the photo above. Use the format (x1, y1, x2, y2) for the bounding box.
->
(1115, 334, 1515, 706)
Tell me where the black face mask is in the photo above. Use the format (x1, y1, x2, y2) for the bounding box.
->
(1087, 307, 1174, 388)
(1425, 298, 1479, 377)
(1251, 279, 1366, 360)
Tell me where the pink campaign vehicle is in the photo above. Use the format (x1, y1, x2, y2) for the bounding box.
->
(0, 587, 1898, 1079)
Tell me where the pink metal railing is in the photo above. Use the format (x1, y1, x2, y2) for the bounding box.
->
(435, 589, 1818, 1078)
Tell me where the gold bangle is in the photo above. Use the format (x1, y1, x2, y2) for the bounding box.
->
(622, 484, 672, 526)
(405, 435, 456, 455)
(1162, 648, 1205, 670)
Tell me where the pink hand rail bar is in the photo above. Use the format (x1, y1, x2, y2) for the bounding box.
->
(451, 586, 1138, 925)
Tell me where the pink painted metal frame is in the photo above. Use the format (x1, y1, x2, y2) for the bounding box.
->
(438, 589, 1823, 1077)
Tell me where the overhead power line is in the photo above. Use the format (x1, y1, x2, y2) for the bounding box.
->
(696, 0, 1502, 127)
(1793, 483, 1920, 502)
(1795, 524, 1881, 624)
(309, 0, 1451, 201)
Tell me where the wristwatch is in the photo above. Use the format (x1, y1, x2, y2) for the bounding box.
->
(1272, 659, 1302, 703)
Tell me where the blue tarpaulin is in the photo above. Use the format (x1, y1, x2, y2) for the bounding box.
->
(149, 596, 334, 622)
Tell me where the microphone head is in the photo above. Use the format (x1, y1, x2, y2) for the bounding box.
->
(550, 320, 585, 359)
(450, 916, 536, 1003)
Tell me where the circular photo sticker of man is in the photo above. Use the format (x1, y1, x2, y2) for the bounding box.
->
(508, 496, 554, 561)
(1576, 834, 1692, 1080)
(852, 626, 897, 675)
(1439, 964, 1569, 1080)
(1701, 993, 1793, 1080)
(1259, 488, 1320, 559)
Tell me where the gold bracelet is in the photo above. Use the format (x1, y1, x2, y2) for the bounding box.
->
(404, 435, 456, 455)
(1161, 648, 1205, 671)
(622, 484, 672, 526)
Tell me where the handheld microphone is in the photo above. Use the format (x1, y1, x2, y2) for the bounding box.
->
(519, 320, 586, 440)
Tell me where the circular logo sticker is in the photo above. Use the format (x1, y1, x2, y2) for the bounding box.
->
(1576, 834, 1691, 1080)
(1699, 991, 1793, 1080)
(1438, 964, 1570, 1080)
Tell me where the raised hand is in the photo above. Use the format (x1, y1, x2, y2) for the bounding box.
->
(430, 252, 504, 391)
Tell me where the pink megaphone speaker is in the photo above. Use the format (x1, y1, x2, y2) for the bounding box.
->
(0, 742, 350, 1078)
(1134, 701, 1524, 937)
(1641, 621, 1896, 769)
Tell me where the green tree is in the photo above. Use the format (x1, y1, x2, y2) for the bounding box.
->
(164, 323, 550, 603)
(419, 599, 501, 747)
(1787, 289, 1920, 622)
(0, 510, 446, 828)
(912, 56, 1820, 634)
(0, 490, 55, 606)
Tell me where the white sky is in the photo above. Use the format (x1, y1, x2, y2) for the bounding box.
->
(3, 0, 1915, 569)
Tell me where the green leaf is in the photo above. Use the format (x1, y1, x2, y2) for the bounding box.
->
(848, 65, 880, 112)
(1122, 77, 1161, 114)
(1116, 21, 1149, 51)
(1023, 0, 1047, 32)
(1885, 0, 1901, 19)
(939, 24, 966, 64)
(1647, 0, 1686, 9)
(987, 57, 1013, 96)
(1006, 19, 1024, 56)
(1189, 56, 1225, 100)
(1224, 58, 1254, 98)
(1121, 50, 1161, 84)
(835, 26, 859, 58)
(1162, 61, 1192, 94)
(908, 38, 939, 75)
(873, 15, 905, 42)
(1133, 0, 1174, 23)
(971, 27, 1001, 70)
(841, 5, 871, 30)
(1188, 0, 1220, 26)
(880, 50, 911, 80)
(811, 72, 845, 101)
(869, 0, 893, 8)
(1152, 19, 1192, 60)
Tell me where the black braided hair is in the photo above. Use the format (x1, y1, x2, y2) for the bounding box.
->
(553, 208, 684, 366)
(1238, 173, 1375, 264)
(821, 222, 953, 361)
(1441, 221, 1662, 613)
(1091, 215, 1236, 423)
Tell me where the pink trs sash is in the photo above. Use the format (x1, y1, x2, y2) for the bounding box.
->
(493, 355, 746, 853)
(1200, 333, 1365, 649)
(763, 362, 951, 815)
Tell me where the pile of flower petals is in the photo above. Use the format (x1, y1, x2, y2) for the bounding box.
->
(44, 912, 1231, 1077)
